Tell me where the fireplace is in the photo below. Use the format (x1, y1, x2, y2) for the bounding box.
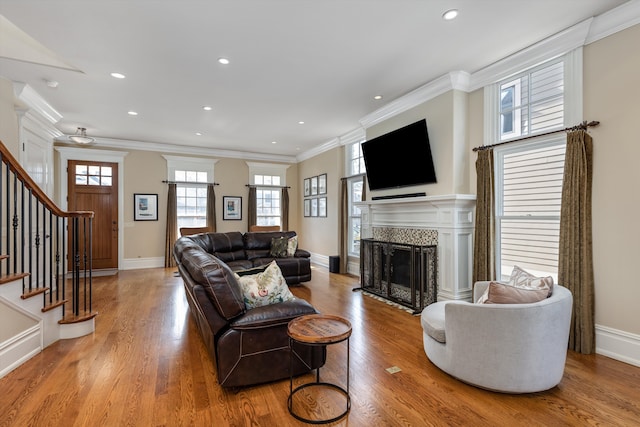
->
(360, 239, 437, 313)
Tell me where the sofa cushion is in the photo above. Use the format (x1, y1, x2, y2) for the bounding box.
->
(181, 249, 245, 319)
(244, 231, 296, 260)
(287, 235, 298, 257)
(269, 236, 289, 258)
(236, 261, 295, 309)
(484, 281, 549, 304)
(477, 265, 554, 303)
(421, 302, 447, 343)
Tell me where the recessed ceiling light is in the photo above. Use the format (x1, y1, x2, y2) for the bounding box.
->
(374, 95, 383, 100)
(127, 111, 138, 116)
(45, 79, 58, 88)
(271, 141, 277, 144)
(195, 132, 202, 136)
(203, 106, 212, 111)
(298, 121, 305, 125)
(442, 9, 458, 20)
(111, 72, 126, 79)
(218, 57, 230, 65)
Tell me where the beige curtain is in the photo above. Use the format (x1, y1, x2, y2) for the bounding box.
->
(339, 178, 349, 274)
(164, 183, 177, 268)
(472, 148, 496, 283)
(206, 184, 217, 232)
(559, 130, 595, 354)
(248, 186, 257, 229)
(281, 187, 289, 231)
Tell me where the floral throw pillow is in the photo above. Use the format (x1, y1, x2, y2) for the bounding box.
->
(287, 235, 298, 257)
(269, 236, 289, 258)
(236, 261, 295, 309)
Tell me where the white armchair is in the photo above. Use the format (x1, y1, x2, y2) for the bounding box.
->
(420, 281, 573, 393)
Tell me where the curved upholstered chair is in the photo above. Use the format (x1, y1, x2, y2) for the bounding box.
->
(421, 281, 573, 393)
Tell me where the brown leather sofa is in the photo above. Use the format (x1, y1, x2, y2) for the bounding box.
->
(173, 231, 324, 387)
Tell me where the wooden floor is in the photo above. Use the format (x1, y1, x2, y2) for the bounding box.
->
(1, 266, 639, 427)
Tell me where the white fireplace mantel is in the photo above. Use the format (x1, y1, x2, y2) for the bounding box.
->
(356, 194, 476, 301)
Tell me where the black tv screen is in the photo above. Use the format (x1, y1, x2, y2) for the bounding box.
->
(362, 119, 437, 191)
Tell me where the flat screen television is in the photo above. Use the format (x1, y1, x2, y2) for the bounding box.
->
(361, 119, 437, 191)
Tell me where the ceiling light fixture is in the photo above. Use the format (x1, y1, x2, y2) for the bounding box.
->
(298, 121, 305, 125)
(195, 132, 203, 136)
(271, 141, 277, 144)
(442, 9, 458, 20)
(110, 72, 126, 79)
(374, 95, 383, 100)
(218, 57, 230, 65)
(68, 127, 95, 145)
(128, 111, 138, 116)
(203, 106, 212, 111)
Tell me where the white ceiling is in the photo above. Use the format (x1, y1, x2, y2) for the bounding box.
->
(0, 0, 629, 158)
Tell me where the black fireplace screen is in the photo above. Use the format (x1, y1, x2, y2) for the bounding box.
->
(360, 239, 437, 313)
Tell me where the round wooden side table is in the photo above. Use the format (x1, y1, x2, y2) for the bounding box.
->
(287, 314, 352, 424)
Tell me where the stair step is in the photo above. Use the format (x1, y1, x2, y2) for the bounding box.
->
(42, 299, 68, 313)
(21, 287, 49, 299)
(0, 272, 30, 285)
(59, 311, 98, 324)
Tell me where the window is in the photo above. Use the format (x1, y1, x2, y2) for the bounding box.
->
(254, 174, 281, 226)
(247, 162, 289, 227)
(75, 164, 112, 186)
(499, 59, 564, 141)
(346, 141, 365, 255)
(163, 155, 217, 234)
(491, 52, 578, 282)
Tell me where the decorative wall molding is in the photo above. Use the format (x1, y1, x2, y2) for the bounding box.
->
(596, 324, 640, 368)
(13, 82, 62, 125)
(296, 137, 340, 163)
(585, 0, 640, 45)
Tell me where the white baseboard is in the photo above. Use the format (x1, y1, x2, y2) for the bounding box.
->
(122, 257, 164, 270)
(0, 325, 41, 379)
(596, 324, 640, 367)
(310, 253, 329, 269)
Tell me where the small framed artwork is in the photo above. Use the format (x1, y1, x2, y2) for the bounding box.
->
(134, 193, 158, 221)
(318, 197, 327, 217)
(318, 173, 327, 195)
(223, 196, 242, 220)
(304, 178, 311, 197)
(311, 198, 318, 217)
(304, 199, 311, 217)
(311, 176, 318, 195)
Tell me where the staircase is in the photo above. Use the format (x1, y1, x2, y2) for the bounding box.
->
(0, 140, 95, 378)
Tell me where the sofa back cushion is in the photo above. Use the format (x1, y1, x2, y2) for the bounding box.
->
(181, 248, 245, 320)
(244, 231, 296, 260)
(209, 231, 246, 263)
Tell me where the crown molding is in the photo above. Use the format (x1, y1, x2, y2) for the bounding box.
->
(469, 19, 592, 91)
(55, 136, 298, 164)
(585, 0, 640, 44)
(13, 82, 62, 124)
(296, 137, 340, 162)
(339, 127, 366, 146)
(359, 71, 470, 129)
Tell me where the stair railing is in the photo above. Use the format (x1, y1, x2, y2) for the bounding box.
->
(0, 140, 94, 320)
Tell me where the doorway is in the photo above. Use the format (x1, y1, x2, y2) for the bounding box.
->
(67, 160, 119, 271)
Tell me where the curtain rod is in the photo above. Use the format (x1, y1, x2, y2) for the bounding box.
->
(246, 184, 291, 189)
(162, 180, 219, 185)
(340, 173, 366, 181)
(472, 120, 600, 152)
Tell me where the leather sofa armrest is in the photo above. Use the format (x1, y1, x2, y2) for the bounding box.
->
(294, 249, 311, 258)
(230, 298, 318, 330)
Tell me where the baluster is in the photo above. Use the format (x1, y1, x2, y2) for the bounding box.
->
(48, 209, 53, 305)
(27, 186, 32, 292)
(0, 152, 3, 263)
(34, 194, 40, 293)
(12, 173, 18, 276)
(88, 217, 93, 312)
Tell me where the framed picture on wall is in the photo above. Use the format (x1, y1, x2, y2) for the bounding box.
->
(311, 198, 318, 217)
(318, 197, 327, 217)
(311, 176, 318, 195)
(134, 193, 158, 221)
(304, 199, 311, 217)
(318, 173, 327, 195)
(223, 196, 242, 220)
(304, 178, 311, 197)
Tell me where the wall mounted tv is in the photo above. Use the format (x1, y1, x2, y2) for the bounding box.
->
(362, 119, 437, 191)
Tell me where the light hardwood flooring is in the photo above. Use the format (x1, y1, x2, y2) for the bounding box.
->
(1, 266, 639, 426)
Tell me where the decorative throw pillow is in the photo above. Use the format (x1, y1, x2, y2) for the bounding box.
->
(269, 236, 289, 258)
(287, 235, 298, 257)
(484, 281, 549, 304)
(476, 265, 553, 304)
(236, 260, 295, 309)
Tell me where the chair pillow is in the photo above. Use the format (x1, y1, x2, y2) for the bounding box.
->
(476, 265, 554, 304)
(236, 260, 295, 309)
(485, 281, 549, 304)
(269, 236, 289, 258)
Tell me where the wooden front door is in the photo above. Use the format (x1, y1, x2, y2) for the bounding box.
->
(67, 160, 118, 270)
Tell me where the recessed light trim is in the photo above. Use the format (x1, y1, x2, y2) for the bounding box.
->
(218, 57, 230, 65)
(442, 9, 458, 20)
(195, 132, 202, 136)
(203, 106, 212, 111)
(374, 95, 383, 100)
(111, 72, 126, 79)
(298, 121, 305, 125)
(271, 141, 277, 144)
(127, 111, 138, 116)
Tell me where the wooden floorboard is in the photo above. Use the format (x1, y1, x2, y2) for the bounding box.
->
(0, 266, 639, 426)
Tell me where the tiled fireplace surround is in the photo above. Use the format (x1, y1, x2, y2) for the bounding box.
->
(357, 194, 476, 302)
